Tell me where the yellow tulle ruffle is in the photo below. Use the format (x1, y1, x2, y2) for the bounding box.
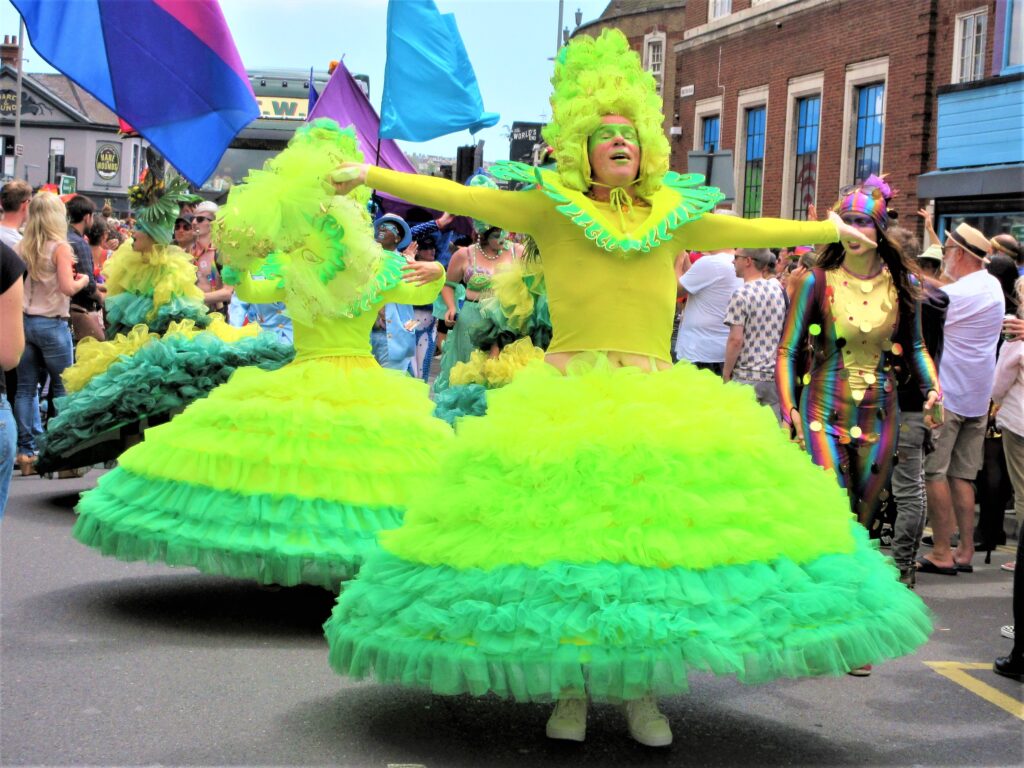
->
(102, 241, 205, 307)
(449, 337, 545, 388)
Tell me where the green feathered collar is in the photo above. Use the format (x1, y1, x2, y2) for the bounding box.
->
(489, 160, 724, 257)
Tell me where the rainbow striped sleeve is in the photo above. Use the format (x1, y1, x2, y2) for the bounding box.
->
(907, 295, 941, 398)
(776, 270, 817, 424)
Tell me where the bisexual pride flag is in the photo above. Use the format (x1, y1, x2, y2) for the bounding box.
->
(12, 0, 258, 186)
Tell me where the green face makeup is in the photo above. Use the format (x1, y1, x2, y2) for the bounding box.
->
(588, 123, 639, 153)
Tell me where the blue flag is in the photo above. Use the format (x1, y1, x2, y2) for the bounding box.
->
(380, 0, 499, 142)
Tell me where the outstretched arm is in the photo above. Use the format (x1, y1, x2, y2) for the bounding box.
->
(334, 164, 548, 235)
(677, 212, 871, 252)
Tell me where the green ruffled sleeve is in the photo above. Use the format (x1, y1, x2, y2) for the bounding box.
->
(676, 214, 838, 251)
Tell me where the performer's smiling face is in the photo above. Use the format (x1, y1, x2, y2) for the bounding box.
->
(588, 115, 640, 189)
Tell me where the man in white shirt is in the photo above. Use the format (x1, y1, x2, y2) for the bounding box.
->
(918, 223, 1005, 576)
(674, 211, 742, 372)
(0, 180, 31, 249)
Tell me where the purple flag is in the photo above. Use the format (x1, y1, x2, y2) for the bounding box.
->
(307, 60, 416, 174)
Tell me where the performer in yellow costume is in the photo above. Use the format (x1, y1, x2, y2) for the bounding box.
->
(73, 121, 450, 589)
(324, 32, 931, 746)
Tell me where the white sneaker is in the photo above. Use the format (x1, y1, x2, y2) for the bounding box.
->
(545, 698, 587, 742)
(624, 696, 673, 747)
(1001, 624, 1015, 640)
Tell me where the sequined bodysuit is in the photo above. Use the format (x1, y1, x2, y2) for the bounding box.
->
(777, 266, 939, 522)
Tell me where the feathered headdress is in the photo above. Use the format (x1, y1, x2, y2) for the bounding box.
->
(127, 147, 202, 244)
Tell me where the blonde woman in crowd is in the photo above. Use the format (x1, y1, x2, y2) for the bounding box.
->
(13, 193, 89, 475)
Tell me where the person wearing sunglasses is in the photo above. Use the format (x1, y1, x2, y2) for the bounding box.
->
(172, 215, 194, 251)
(190, 201, 232, 312)
(777, 177, 941, 591)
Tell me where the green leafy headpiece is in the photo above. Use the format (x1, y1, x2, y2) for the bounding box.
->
(543, 29, 670, 200)
(127, 147, 202, 244)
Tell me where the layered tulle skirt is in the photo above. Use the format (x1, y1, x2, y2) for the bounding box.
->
(325, 357, 931, 701)
(37, 322, 294, 472)
(73, 355, 453, 589)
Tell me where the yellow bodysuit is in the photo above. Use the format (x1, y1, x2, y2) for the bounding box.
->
(367, 165, 837, 366)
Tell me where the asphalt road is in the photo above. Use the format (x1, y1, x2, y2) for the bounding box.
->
(1, 470, 1021, 768)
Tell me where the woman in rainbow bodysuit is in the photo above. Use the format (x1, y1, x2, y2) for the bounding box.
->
(323, 31, 932, 748)
(71, 121, 451, 589)
(777, 179, 940, 532)
(432, 174, 523, 394)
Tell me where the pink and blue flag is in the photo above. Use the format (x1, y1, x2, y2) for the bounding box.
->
(11, 0, 258, 186)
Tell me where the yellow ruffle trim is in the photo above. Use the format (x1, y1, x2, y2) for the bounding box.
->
(449, 337, 545, 389)
(63, 316, 259, 393)
(102, 241, 205, 308)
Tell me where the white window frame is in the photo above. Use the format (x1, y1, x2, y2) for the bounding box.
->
(952, 7, 988, 84)
(643, 31, 667, 96)
(733, 85, 769, 216)
(839, 57, 888, 188)
(693, 95, 724, 152)
(780, 72, 824, 219)
(708, 0, 732, 21)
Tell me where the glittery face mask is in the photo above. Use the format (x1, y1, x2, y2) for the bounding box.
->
(587, 123, 640, 153)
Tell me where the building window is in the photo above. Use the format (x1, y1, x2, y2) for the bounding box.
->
(853, 83, 884, 184)
(702, 115, 720, 153)
(709, 0, 732, 20)
(643, 32, 666, 97)
(48, 138, 65, 183)
(132, 143, 140, 184)
(742, 106, 765, 218)
(1003, 0, 1023, 72)
(792, 95, 820, 221)
(954, 8, 988, 83)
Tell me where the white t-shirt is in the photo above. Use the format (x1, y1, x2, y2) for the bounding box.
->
(675, 251, 742, 364)
(939, 269, 1005, 418)
(0, 225, 22, 249)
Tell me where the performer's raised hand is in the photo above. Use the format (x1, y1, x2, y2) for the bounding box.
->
(829, 210, 876, 250)
(329, 163, 369, 195)
(401, 258, 444, 286)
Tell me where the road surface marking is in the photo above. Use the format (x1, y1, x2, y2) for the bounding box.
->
(924, 662, 1023, 721)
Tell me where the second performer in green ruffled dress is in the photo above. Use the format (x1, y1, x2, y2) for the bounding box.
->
(73, 121, 451, 589)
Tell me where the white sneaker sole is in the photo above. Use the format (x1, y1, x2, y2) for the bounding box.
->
(545, 724, 585, 742)
(628, 728, 673, 747)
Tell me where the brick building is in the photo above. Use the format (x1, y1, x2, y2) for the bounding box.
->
(576, 0, 1023, 238)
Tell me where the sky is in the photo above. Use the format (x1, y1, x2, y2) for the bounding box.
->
(0, 0, 612, 162)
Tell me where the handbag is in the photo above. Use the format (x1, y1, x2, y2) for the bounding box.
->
(70, 305, 105, 343)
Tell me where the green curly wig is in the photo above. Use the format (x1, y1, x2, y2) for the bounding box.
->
(543, 29, 670, 200)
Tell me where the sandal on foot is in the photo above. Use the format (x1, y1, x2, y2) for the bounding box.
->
(916, 556, 958, 576)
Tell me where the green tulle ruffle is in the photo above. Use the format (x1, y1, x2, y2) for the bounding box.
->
(75, 468, 403, 589)
(105, 292, 211, 337)
(326, 529, 931, 702)
(432, 384, 489, 426)
(38, 332, 293, 462)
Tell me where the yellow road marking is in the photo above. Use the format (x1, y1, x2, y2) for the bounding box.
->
(924, 662, 1023, 721)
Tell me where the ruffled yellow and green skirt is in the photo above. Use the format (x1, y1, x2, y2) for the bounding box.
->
(325, 357, 932, 701)
(74, 355, 453, 590)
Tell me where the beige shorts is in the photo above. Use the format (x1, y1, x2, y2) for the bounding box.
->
(924, 409, 987, 481)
